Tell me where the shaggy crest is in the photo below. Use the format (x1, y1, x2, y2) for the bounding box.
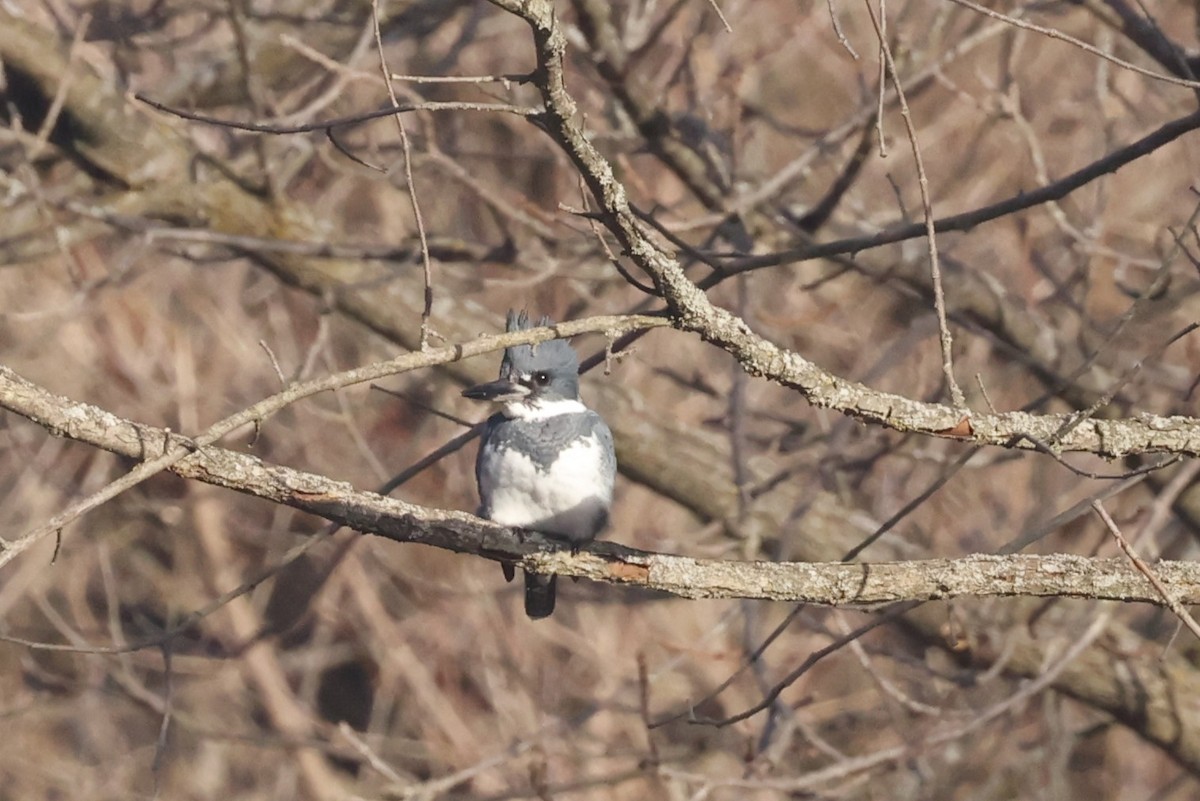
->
(501, 310, 579, 379)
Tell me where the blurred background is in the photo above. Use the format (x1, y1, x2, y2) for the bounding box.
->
(3, 0, 1200, 798)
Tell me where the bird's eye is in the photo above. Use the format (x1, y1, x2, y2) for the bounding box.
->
(532, 372, 550, 386)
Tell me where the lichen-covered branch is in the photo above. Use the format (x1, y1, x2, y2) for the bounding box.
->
(3, 363, 1199, 606)
(488, 0, 1200, 458)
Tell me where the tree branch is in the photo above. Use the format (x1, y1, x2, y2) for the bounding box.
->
(4, 363, 1200, 607)
(723, 108, 1200, 274)
(488, 0, 1200, 457)
(0, 315, 664, 568)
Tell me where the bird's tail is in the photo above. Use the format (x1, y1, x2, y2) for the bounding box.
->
(523, 571, 557, 619)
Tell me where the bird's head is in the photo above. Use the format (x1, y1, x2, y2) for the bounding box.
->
(462, 311, 581, 415)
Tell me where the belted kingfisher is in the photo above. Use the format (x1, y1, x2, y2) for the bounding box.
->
(462, 311, 616, 619)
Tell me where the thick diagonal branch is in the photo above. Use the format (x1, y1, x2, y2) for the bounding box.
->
(491, 0, 1200, 458)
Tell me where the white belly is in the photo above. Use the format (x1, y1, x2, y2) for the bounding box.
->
(482, 438, 612, 542)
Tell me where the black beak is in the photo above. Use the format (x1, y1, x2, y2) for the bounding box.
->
(462, 379, 529, 402)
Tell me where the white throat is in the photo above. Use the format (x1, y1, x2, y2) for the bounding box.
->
(502, 396, 587, 421)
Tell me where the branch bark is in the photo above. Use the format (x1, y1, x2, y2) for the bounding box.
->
(487, 0, 1200, 457)
(4, 363, 1200, 606)
(0, 315, 664, 567)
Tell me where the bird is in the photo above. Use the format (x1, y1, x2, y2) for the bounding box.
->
(462, 310, 616, 619)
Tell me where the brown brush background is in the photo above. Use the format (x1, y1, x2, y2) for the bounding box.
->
(3, 0, 1200, 798)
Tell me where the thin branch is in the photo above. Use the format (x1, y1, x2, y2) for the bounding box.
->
(372, 0, 436, 348)
(722, 109, 1200, 274)
(6, 363, 1200, 611)
(662, 603, 917, 727)
(702, 0, 733, 33)
(388, 72, 530, 85)
(1093, 500, 1200, 642)
(28, 13, 90, 160)
(226, 0, 275, 195)
(664, 610, 1111, 785)
(863, 0, 965, 408)
(825, 0, 860, 59)
(952, 0, 1200, 89)
(134, 93, 535, 134)
(0, 315, 665, 569)
(259, 340, 287, 387)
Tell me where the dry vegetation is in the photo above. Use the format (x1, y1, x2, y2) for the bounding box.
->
(3, 0, 1200, 798)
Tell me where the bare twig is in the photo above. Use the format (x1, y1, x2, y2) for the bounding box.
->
(702, 0, 733, 33)
(660, 610, 1111, 789)
(29, 13, 90, 160)
(135, 94, 535, 133)
(259, 339, 287, 387)
(388, 72, 530, 85)
(950, 0, 1200, 89)
(226, 0, 275, 195)
(825, 0, 860, 59)
(0, 315, 665, 569)
(372, 0, 436, 348)
(722, 110, 1200, 274)
(1093, 500, 1200, 641)
(864, 0, 964, 408)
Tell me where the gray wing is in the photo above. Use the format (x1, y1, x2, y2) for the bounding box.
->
(549, 410, 615, 540)
(474, 413, 506, 517)
(585, 411, 617, 498)
(586, 411, 616, 536)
